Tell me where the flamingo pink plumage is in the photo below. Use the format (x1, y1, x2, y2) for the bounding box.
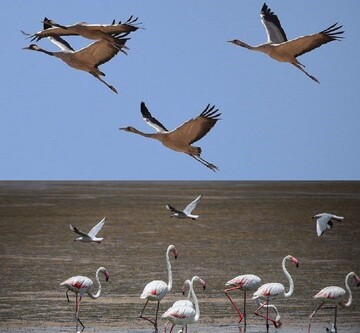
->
(224, 274, 261, 327)
(308, 271, 360, 333)
(140, 244, 178, 332)
(252, 255, 299, 332)
(162, 275, 205, 333)
(60, 266, 109, 331)
(163, 276, 206, 333)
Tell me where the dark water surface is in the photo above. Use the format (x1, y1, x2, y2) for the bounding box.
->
(0, 181, 359, 333)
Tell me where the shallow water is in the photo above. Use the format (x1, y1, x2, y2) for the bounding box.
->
(0, 181, 359, 333)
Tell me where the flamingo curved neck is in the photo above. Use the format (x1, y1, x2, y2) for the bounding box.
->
(88, 268, 102, 299)
(166, 248, 173, 292)
(190, 278, 200, 322)
(344, 272, 354, 307)
(283, 257, 294, 298)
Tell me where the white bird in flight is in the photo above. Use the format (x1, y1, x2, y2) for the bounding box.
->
(312, 213, 344, 236)
(70, 217, 106, 243)
(166, 194, 202, 220)
(228, 3, 344, 83)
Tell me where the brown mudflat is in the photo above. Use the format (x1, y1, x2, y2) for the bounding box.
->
(0, 181, 359, 332)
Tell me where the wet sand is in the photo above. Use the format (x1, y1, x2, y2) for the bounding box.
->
(0, 181, 359, 333)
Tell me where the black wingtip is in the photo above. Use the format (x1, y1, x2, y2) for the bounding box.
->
(140, 101, 151, 117)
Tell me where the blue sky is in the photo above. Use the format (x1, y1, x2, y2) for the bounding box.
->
(1, 1, 359, 180)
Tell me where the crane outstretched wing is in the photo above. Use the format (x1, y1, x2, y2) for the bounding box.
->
(278, 23, 344, 58)
(183, 194, 202, 215)
(48, 36, 74, 52)
(30, 16, 140, 42)
(170, 104, 221, 145)
(88, 217, 106, 238)
(260, 3, 287, 43)
(141, 102, 169, 133)
(75, 37, 129, 67)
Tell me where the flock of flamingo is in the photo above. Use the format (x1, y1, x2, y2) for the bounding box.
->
(63, 204, 357, 333)
(20, 2, 357, 333)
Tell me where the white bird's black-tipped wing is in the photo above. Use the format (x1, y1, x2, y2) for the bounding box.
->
(183, 194, 202, 215)
(315, 214, 332, 236)
(88, 217, 106, 238)
(70, 224, 89, 237)
(141, 101, 169, 133)
(165, 204, 183, 215)
(314, 213, 344, 236)
(260, 3, 287, 43)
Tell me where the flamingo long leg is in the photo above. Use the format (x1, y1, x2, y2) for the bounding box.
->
(154, 301, 160, 332)
(140, 299, 154, 324)
(76, 296, 82, 318)
(254, 300, 278, 330)
(243, 292, 247, 328)
(164, 320, 170, 333)
(65, 289, 71, 303)
(140, 299, 160, 332)
(308, 302, 323, 333)
(266, 300, 269, 332)
(334, 306, 338, 333)
(75, 294, 79, 331)
(77, 317, 85, 331)
(169, 323, 175, 333)
(224, 286, 244, 323)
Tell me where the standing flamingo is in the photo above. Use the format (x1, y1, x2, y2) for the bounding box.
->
(225, 274, 263, 328)
(162, 275, 205, 333)
(225, 274, 282, 330)
(252, 255, 299, 332)
(308, 271, 360, 333)
(140, 244, 178, 332)
(164, 276, 206, 332)
(60, 266, 109, 331)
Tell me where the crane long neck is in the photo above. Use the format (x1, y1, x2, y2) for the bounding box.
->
(189, 278, 200, 322)
(88, 268, 102, 299)
(344, 272, 354, 307)
(166, 248, 173, 292)
(134, 129, 162, 140)
(37, 48, 54, 56)
(283, 257, 294, 298)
